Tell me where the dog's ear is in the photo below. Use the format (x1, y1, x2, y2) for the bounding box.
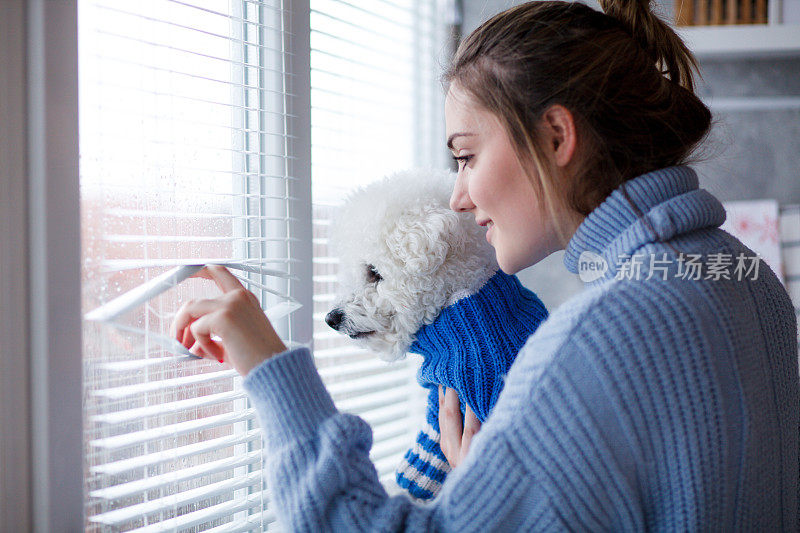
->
(383, 206, 460, 275)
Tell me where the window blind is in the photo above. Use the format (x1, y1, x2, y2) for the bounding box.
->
(79, 0, 302, 530)
(309, 0, 449, 489)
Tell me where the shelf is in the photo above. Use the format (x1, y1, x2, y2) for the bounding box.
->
(676, 24, 800, 58)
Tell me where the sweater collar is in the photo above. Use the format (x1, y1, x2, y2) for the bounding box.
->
(563, 165, 727, 283)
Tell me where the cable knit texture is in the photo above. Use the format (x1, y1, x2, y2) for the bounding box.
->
(243, 165, 799, 531)
(396, 270, 548, 500)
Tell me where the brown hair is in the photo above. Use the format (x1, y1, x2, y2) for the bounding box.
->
(444, 0, 712, 243)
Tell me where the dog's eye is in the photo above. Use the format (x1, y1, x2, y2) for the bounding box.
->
(366, 264, 382, 283)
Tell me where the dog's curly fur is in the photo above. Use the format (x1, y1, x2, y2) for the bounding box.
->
(328, 168, 499, 361)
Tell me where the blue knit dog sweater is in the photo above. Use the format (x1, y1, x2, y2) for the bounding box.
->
(395, 269, 548, 500)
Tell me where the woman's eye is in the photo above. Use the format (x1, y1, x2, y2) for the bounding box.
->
(366, 264, 382, 283)
(452, 154, 473, 169)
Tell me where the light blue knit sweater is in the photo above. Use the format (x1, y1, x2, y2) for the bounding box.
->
(243, 165, 799, 531)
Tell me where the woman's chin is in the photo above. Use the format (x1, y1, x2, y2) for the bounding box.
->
(496, 244, 558, 275)
(495, 254, 524, 275)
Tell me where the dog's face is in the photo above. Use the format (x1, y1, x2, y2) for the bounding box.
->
(326, 206, 455, 360)
(324, 258, 405, 358)
(325, 170, 497, 361)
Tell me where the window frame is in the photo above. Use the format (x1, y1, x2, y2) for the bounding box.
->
(0, 0, 83, 530)
(0, 0, 33, 529)
(0, 0, 312, 527)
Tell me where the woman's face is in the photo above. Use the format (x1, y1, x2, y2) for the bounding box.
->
(445, 84, 566, 274)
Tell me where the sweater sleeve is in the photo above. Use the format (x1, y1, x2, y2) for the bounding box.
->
(241, 345, 565, 532)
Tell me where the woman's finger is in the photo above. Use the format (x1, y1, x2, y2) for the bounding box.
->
(440, 386, 463, 465)
(181, 327, 196, 352)
(438, 386, 449, 458)
(190, 334, 224, 362)
(189, 311, 227, 362)
(437, 389, 482, 468)
(194, 265, 247, 293)
(172, 298, 224, 342)
(461, 404, 481, 456)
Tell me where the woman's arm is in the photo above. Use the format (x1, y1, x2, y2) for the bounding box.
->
(242, 345, 551, 532)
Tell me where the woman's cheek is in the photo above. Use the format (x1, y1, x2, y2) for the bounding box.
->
(468, 169, 492, 207)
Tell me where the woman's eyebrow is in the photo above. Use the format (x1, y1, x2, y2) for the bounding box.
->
(446, 132, 476, 150)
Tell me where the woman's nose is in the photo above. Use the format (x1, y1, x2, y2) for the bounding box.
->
(449, 173, 474, 212)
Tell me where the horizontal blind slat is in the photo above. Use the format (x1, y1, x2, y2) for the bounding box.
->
(102, 257, 298, 271)
(91, 429, 262, 475)
(325, 369, 412, 397)
(311, 29, 412, 62)
(103, 235, 300, 243)
(90, 390, 246, 424)
(92, 369, 240, 399)
(310, 7, 426, 37)
(359, 402, 415, 428)
(92, 4, 291, 48)
(375, 452, 406, 478)
(105, 209, 298, 220)
(200, 512, 278, 533)
(97, 180, 298, 194)
(317, 357, 405, 379)
(166, 0, 290, 22)
(372, 419, 414, 444)
(89, 53, 294, 97)
(90, 409, 256, 450)
(92, 353, 199, 371)
(336, 386, 412, 414)
(90, 471, 264, 526)
(370, 433, 414, 463)
(313, 345, 368, 360)
(89, 451, 263, 500)
(310, 66, 413, 97)
(128, 491, 275, 532)
(93, 76, 298, 115)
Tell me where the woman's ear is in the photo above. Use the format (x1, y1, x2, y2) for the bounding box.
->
(540, 104, 577, 168)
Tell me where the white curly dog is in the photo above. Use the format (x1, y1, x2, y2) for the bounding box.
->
(325, 168, 498, 361)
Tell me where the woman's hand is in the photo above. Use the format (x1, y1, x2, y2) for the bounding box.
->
(169, 265, 287, 376)
(438, 386, 481, 468)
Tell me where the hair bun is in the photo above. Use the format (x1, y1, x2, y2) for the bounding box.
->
(599, 0, 700, 92)
(598, 0, 658, 58)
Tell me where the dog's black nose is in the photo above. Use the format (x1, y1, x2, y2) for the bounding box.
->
(325, 308, 344, 330)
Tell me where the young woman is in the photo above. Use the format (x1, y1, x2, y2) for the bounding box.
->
(171, 0, 799, 529)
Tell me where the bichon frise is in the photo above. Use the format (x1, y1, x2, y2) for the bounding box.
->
(325, 168, 548, 500)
